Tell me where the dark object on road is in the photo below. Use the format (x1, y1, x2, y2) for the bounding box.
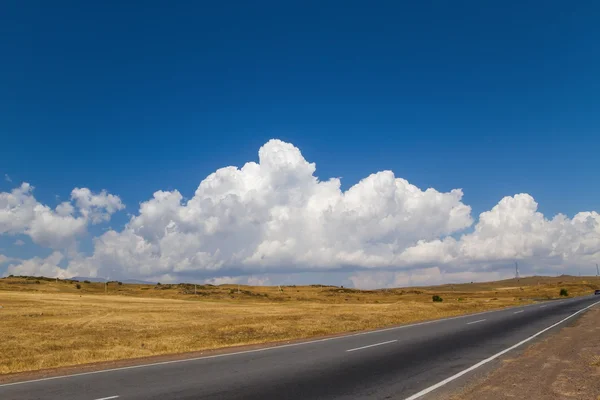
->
(432, 295, 443, 302)
(594, 290, 600, 295)
(559, 288, 569, 297)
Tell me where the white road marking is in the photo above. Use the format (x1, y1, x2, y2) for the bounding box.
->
(0, 296, 592, 389)
(540, 305, 547, 308)
(402, 300, 600, 400)
(95, 396, 119, 400)
(466, 319, 486, 325)
(346, 340, 397, 352)
(513, 310, 524, 314)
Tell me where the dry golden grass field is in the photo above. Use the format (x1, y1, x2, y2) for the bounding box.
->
(0, 275, 598, 375)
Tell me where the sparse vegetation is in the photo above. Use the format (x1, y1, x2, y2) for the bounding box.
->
(0, 274, 598, 375)
(75, 284, 81, 289)
(432, 295, 443, 302)
(560, 288, 569, 297)
(84, 280, 91, 284)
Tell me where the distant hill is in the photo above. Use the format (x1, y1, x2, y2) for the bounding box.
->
(71, 276, 156, 285)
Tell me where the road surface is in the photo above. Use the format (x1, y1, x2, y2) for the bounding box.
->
(1, 295, 599, 400)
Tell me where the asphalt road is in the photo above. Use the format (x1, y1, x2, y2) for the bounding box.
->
(2, 295, 599, 400)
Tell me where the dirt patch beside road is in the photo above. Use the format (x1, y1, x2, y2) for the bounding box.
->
(451, 306, 600, 400)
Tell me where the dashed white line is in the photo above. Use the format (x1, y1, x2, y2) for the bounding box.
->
(95, 396, 119, 400)
(466, 319, 486, 325)
(513, 310, 524, 314)
(346, 340, 397, 352)
(402, 300, 600, 400)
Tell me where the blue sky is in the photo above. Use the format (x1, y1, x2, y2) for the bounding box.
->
(1, 1, 599, 285)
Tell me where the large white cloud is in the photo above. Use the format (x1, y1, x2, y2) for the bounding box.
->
(398, 194, 600, 272)
(2, 139, 600, 287)
(0, 183, 124, 249)
(6, 251, 66, 278)
(65, 139, 473, 279)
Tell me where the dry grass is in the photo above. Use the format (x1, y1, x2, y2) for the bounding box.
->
(1, 275, 598, 374)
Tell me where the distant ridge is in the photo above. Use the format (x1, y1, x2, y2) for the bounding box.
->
(71, 276, 156, 285)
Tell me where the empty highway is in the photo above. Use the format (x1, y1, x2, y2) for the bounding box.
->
(1, 295, 598, 400)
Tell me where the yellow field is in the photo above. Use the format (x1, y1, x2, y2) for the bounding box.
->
(1, 275, 598, 375)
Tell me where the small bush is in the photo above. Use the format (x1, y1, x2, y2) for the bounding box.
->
(559, 288, 569, 297)
(118, 281, 123, 285)
(157, 282, 161, 286)
(432, 295, 443, 302)
(83, 280, 91, 284)
(457, 297, 464, 301)
(75, 284, 81, 289)
(35, 280, 40, 284)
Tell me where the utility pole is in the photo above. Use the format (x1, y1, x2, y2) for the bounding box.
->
(194, 284, 197, 295)
(596, 264, 599, 277)
(515, 262, 520, 279)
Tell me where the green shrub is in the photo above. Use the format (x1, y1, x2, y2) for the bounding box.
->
(118, 281, 123, 285)
(75, 284, 81, 289)
(83, 280, 91, 284)
(559, 288, 569, 297)
(432, 295, 443, 302)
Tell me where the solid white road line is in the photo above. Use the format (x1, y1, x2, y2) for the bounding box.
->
(466, 319, 486, 325)
(346, 340, 397, 352)
(513, 310, 524, 314)
(402, 299, 600, 400)
(0, 296, 592, 389)
(94, 396, 119, 400)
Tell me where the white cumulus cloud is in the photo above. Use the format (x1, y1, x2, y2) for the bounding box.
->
(71, 188, 125, 224)
(6, 251, 66, 278)
(0, 183, 124, 249)
(2, 139, 600, 287)
(399, 194, 600, 272)
(66, 139, 473, 280)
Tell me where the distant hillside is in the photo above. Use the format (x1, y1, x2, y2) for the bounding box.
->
(71, 276, 156, 285)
